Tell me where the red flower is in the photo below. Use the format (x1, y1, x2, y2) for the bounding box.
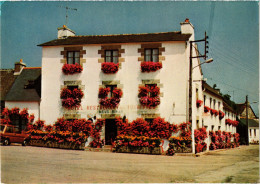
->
(62, 63, 83, 75)
(10, 107, 20, 115)
(219, 110, 225, 120)
(196, 100, 203, 108)
(60, 88, 72, 99)
(204, 106, 210, 113)
(2, 108, 10, 116)
(98, 87, 110, 98)
(101, 62, 119, 74)
(141, 62, 162, 72)
(62, 98, 81, 109)
(138, 86, 150, 97)
(130, 118, 150, 137)
(20, 108, 29, 119)
(112, 88, 123, 98)
(150, 86, 160, 97)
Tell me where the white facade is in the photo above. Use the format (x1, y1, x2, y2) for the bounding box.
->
(40, 21, 203, 127)
(249, 126, 259, 143)
(5, 101, 40, 121)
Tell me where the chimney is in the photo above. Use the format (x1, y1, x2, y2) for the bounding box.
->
(57, 25, 76, 39)
(180, 18, 194, 35)
(14, 59, 26, 75)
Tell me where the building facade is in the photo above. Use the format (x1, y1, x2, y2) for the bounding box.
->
(39, 19, 204, 147)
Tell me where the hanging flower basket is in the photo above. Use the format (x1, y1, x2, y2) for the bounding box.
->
(141, 61, 162, 72)
(62, 63, 83, 75)
(138, 86, 160, 108)
(101, 62, 119, 74)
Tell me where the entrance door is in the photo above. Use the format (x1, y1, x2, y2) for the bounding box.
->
(105, 119, 117, 145)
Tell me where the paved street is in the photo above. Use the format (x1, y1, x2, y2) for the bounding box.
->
(1, 145, 259, 183)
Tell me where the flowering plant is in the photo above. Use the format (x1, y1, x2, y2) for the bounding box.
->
(138, 86, 160, 108)
(60, 88, 84, 109)
(101, 62, 119, 74)
(141, 62, 162, 72)
(62, 63, 83, 75)
(196, 100, 203, 108)
(149, 117, 174, 139)
(98, 87, 110, 98)
(20, 108, 29, 119)
(98, 88, 123, 109)
(210, 109, 218, 116)
(225, 119, 239, 127)
(219, 110, 225, 120)
(130, 118, 150, 137)
(115, 117, 130, 136)
(204, 106, 210, 113)
(194, 127, 208, 153)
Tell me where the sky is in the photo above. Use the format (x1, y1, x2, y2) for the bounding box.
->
(1, 1, 259, 115)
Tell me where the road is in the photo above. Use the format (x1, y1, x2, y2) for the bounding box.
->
(1, 145, 259, 183)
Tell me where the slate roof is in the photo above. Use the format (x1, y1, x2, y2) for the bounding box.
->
(236, 102, 258, 119)
(202, 81, 222, 99)
(223, 101, 235, 113)
(5, 68, 41, 101)
(38, 31, 191, 46)
(239, 118, 259, 128)
(0, 69, 17, 100)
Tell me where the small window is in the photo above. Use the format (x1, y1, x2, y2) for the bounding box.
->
(106, 85, 117, 98)
(210, 98, 212, 108)
(6, 126, 13, 133)
(254, 129, 256, 137)
(250, 129, 252, 137)
(105, 50, 118, 64)
(67, 51, 80, 64)
(213, 99, 216, 109)
(218, 102, 221, 109)
(203, 95, 206, 106)
(218, 126, 221, 130)
(196, 120, 199, 129)
(196, 88, 199, 100)
(67, 85, 79, 91)
(211, 125, 214, 131)
(144, 48, 159, 62)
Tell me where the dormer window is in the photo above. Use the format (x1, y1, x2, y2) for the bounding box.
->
(105, 50, 118, 64)
(67, 51, 80, 64)
(24, 80, 35, 89)
(144, 48, 159, 62)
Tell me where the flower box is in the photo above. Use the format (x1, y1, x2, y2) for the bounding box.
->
(196, 100, 203, 108)
(141, 61, 162, 72)
(219, 110, 225, 120)
(204, 106, 210, 113)
(98, 88, 123, 109)
(62, 63, 83, 75)
(101, 62, 119, 74)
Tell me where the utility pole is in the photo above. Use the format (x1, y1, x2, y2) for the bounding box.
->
(246, 95, 249, 145)
(189, 32, 209, 154)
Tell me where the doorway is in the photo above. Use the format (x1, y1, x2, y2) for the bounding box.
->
(105, 119, 117, 145)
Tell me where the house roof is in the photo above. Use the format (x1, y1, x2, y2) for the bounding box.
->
(5, 68, 41, 101)
(202, 81, 222, 99)
(0, 69, 17, 101)
(236, 102, 258, 119)
(239, 118, 259, 128)
(38, 31, 192, 46)
(223, 101, 235, 113)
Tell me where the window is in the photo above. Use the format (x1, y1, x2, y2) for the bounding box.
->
(196, 88, 199, 100)
(105, 50, 119, 64)
(67, 85, 79, 91)
(218, 126, 221, 130)
(6, 126, 13, 133)
(250, 129, 252, 137)
(67, 51, 80, 64)
(204, 95, 206, 106)
(218, 102, 221, 109)
(254, 129, 256, 137)
(106, 85, 117, 98)
(196, 120, 199, 129)
(144, 48, 159, 62)
(210, 98, 212, 108)
(211, 125, 214, 131)
(213, 99, 216, 109)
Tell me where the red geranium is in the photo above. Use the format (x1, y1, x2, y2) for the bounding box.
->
(219, 110, 225, 120)
(204, 106, 210, 113)
(141, 62, 162, 72)
(62, 98, 81, 109)
(130, 118, 150, 137)
(196, 100, 203, 108)
(98, 87, 110, 98)
(62, 63, 83, 75)
(20, 108, 29, 119)
(101, 62, 119, 74)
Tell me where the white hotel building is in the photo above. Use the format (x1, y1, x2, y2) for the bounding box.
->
(38, 19, 236, 149)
